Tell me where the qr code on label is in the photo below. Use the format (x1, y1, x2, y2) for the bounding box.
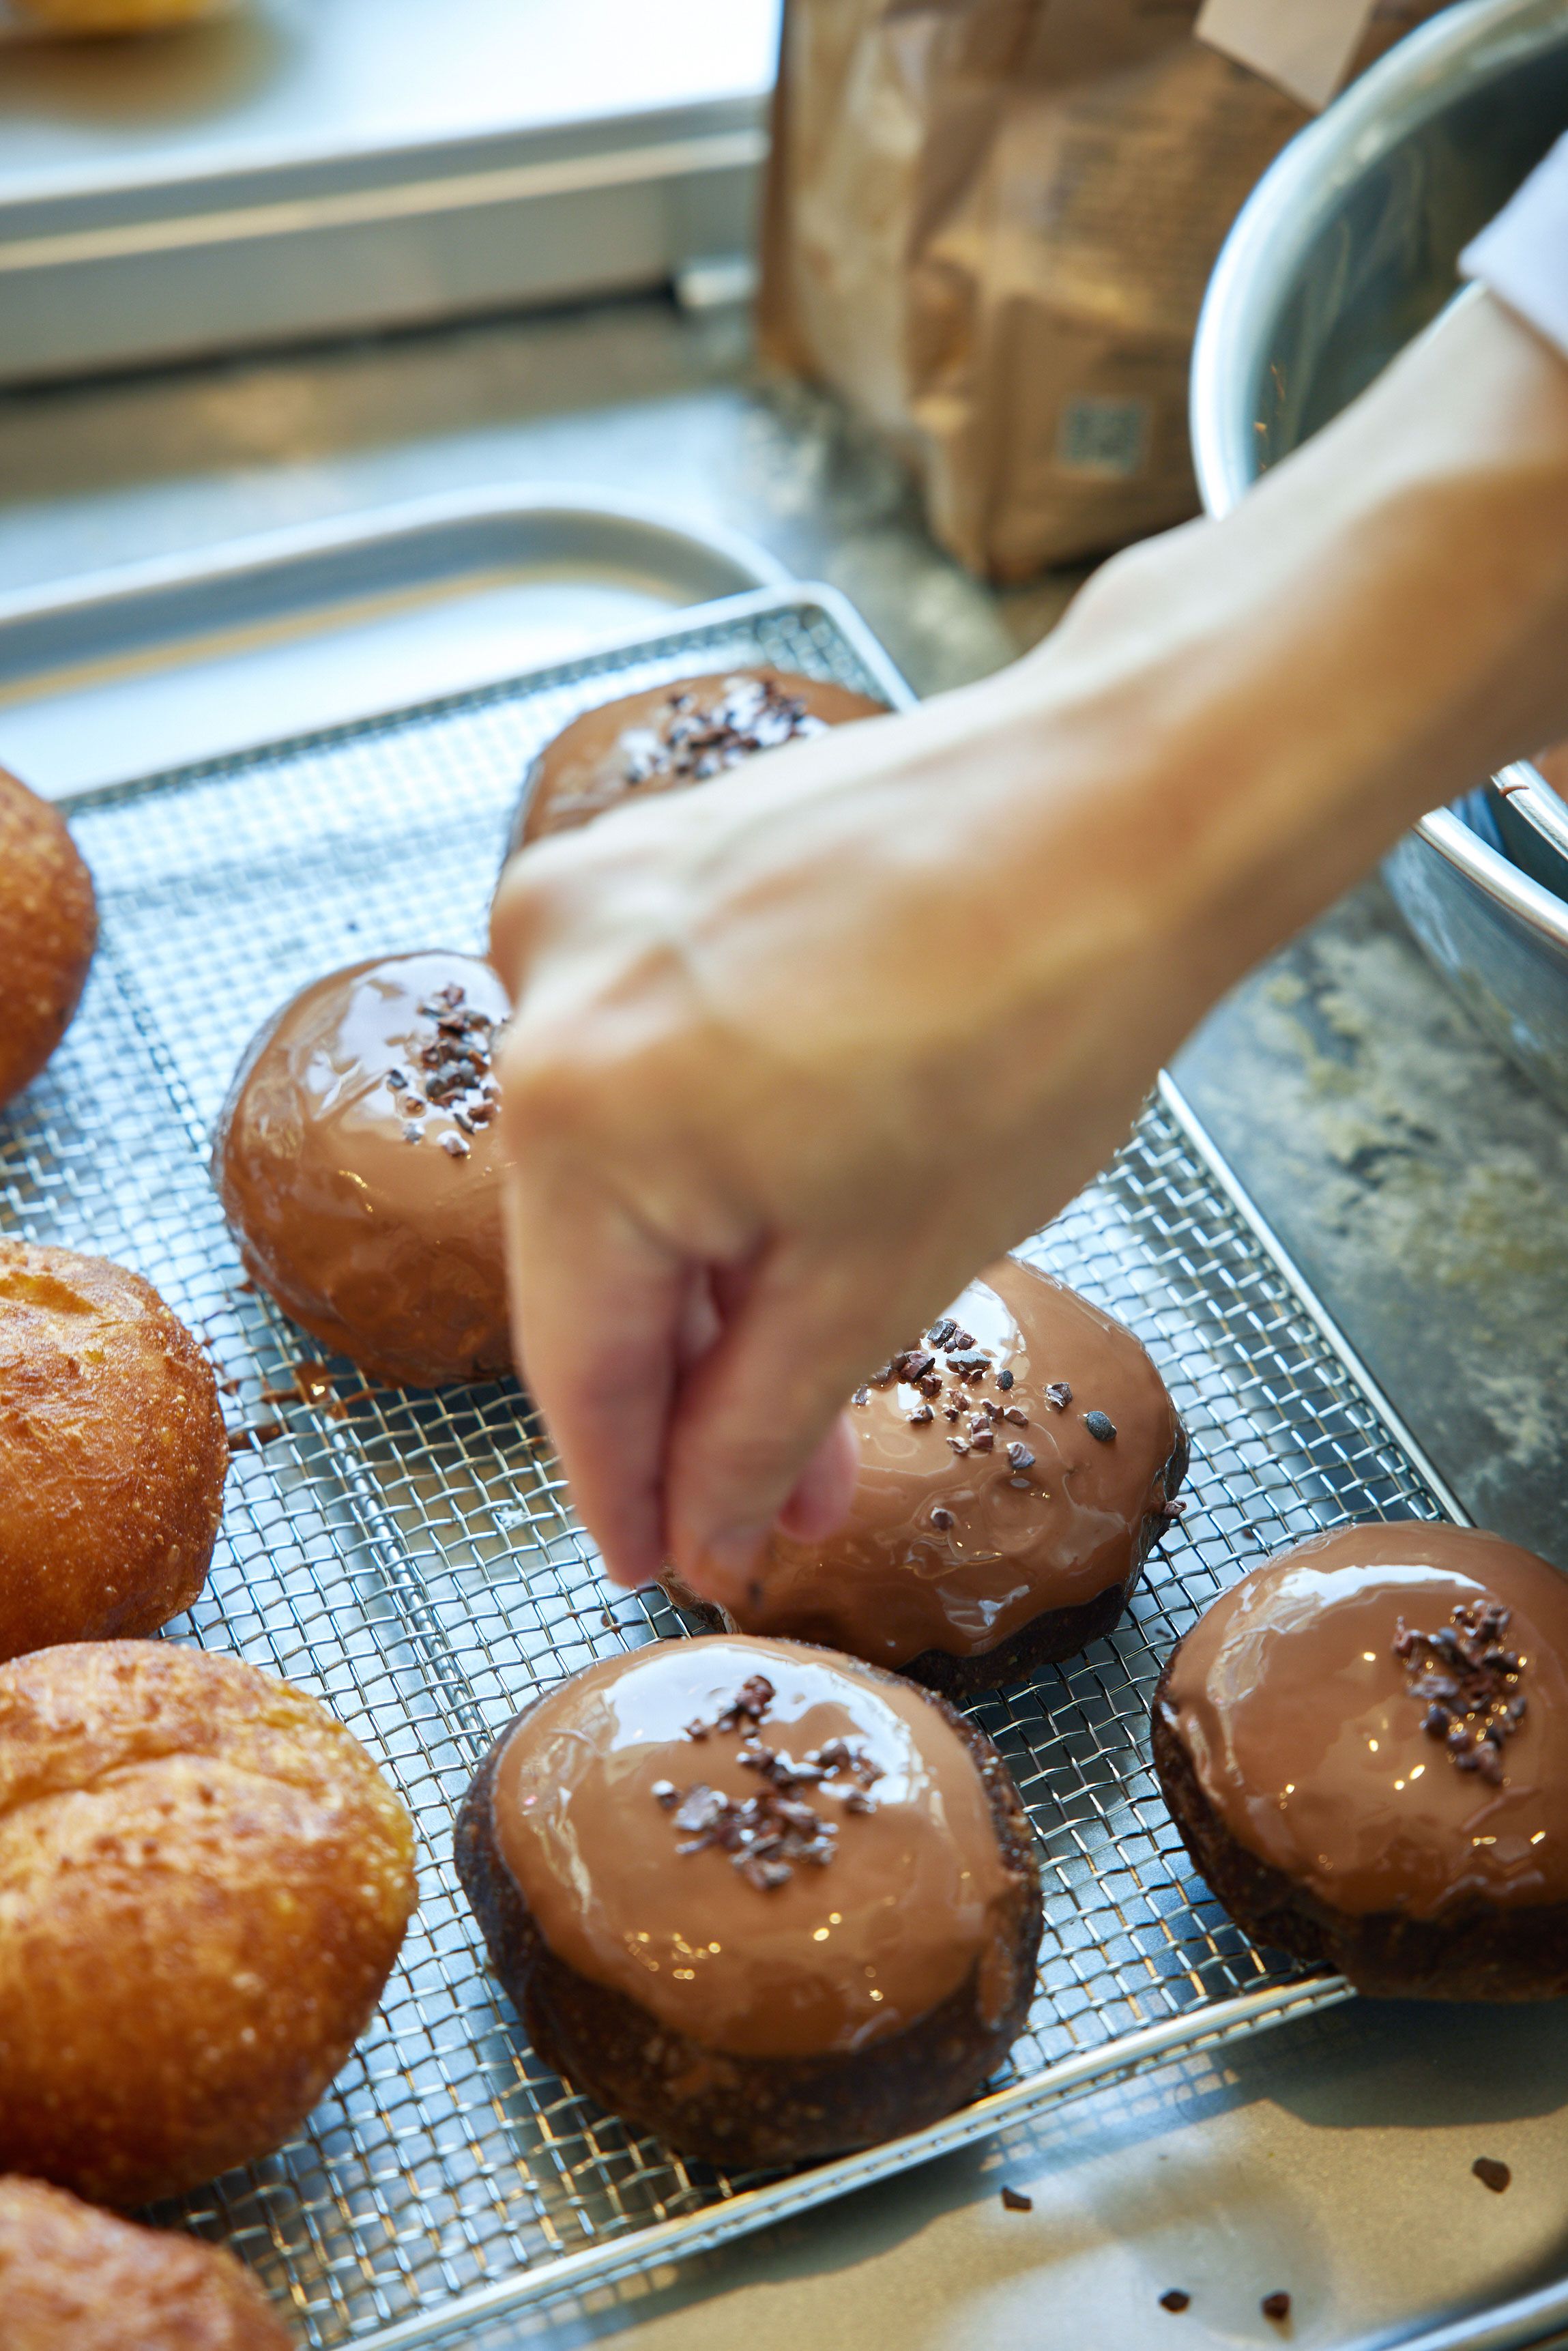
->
(1056, 396, 1151, 480)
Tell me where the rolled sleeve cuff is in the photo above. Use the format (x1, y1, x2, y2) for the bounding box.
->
(1461, 132, 1568, 364)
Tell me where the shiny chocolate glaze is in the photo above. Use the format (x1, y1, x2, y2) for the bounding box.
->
(1161, 1523, 1568, 1920)
(716, 1258, 1184, 1667)
(491, 1636, 1023, 2059)
(212, 951, 510, 1389)
(508, 669, 886, 852)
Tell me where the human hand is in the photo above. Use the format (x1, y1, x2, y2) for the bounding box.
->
(492, 291, 1568, 1609)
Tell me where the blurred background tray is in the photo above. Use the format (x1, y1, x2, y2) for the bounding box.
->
(0, 0, 778, 384)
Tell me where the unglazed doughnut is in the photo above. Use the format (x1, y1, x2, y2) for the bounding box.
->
(0, 766, 96, 1112)
(0, 1642, 417, 2206)
(0, 2175, 292, 2351)
(455, 1635, 1041, 2165)
(5, 0, 232, 34)
(506, 668, 886, 852)
(0, 1239, 227, 1662)
(673, 1257, 1187, 1694)
(212, 951, 510, 1389)
(1153, 1522, 1568, 1999)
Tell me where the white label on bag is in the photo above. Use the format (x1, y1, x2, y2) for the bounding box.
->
(1056, 398, 1150, 480)
(1195, 0, 1381, 111)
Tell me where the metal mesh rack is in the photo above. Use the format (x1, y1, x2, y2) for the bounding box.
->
(0, 590, 1455, 2348)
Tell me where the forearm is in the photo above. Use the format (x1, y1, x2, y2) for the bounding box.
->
(1004, 287, 1568, 1007)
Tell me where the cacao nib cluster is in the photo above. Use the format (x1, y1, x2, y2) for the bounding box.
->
(624, 677, 827, 789)
(387, 984, 499, 1157)
(653, 1672, 884, 1894)
(851, 1310, 1122, 1483)
(1394, 1596, 1527, 1785)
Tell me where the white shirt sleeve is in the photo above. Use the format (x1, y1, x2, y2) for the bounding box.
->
(1460, 132, 1568, 364)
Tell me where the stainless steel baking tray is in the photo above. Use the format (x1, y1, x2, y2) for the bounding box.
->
(0, 489, 785, 801)
(0, 582, 1477, 2350)
(0, 0, 774, 383)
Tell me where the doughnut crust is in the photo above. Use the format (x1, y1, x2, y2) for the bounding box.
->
(0, 1241, 229, 1663)
(456, 1644, 1041, 2167)
(0, 768, 96, 1112)
(0, 1643, 418, 2207)
(0, 2175, 291, 2351)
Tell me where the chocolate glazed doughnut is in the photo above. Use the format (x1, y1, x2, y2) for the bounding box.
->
(212, 951, 510, 1389)
(505, 669, 887, 854)
(455, 1636, 1042, 2167)
(669, 1257, 1187, 1695)
(1153, 1523, 1568, 2000)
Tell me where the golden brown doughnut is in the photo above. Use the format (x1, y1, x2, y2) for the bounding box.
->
(6, 0, 231, 33)
(0, 1642, 418, 2207)
(0, 2175, 292, 2351)
(0, 767, 96, 1112)
(0, 1240, 228, 1663)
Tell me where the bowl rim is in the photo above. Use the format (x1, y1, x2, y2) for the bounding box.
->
(1188, 0, 1568, 956)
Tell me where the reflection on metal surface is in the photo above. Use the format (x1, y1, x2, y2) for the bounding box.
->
(0, 587, 1474, 2346)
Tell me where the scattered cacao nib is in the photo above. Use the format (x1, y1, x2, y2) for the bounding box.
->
(997, 1368, 1015, 1391)
(970, 1426, 995, 1452)
(942, 1401, 961, 1422)
(948, 1436, 970, 1455)
(1004, 1405, 1030, 1427)
(1159, 2291, 1190, 2313)
(908, 1404, 934, 1426)
(1261, 2292, 1291, 2322)
(1397, 1598, 1526, 1780)
(658, 1718, 882, 1888)
(946, 1348, 991, 1376)
(852, 1385, 870, 1408)
(867, 1362, 895, 1388)
(402, 1123, 424, 1144)
(999, 2186, 1033, 2212)
(715, 1674, 774, 1730)
(931, 1506, 955, 1531)
(439, 1131, 471, 1159)
(897, 1349, 935, 1383)
(1006, 1442, 1036, 1473)
(1472, 2157, 1511, 2193)
(927, 1318, 958, 1348)
(918, 1372, 942, 1396)
(1161, 1497, 1187, 1519)
(1044, 1381, 1071, 1411)
(1084, 1411, 1116, 1442)
(953, 1329, 974, 1348)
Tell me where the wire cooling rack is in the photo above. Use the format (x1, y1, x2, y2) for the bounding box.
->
(0, 587, 1459, 2349)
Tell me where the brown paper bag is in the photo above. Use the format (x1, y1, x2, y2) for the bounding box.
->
(759, 0, 1449, 581)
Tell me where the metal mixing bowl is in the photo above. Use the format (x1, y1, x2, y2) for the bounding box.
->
(1189, 0, 1568, 1115)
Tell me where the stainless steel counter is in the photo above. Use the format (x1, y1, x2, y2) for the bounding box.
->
(1, 288, 1565, 2351)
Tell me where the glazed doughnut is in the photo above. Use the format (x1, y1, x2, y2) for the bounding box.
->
(0, 1641, 417, 2206)
(0, 1239, 227, 1662)
(0, 766, 96, 1112)
(1154, 1521, 1568, 1999)
(671, 1256, 1187, 1694)
(212, 951, 510, 1389)
(507, 668, 886, 852)
(0, 2174, 292, 2351)
(456, 1634, 1041, 2167)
